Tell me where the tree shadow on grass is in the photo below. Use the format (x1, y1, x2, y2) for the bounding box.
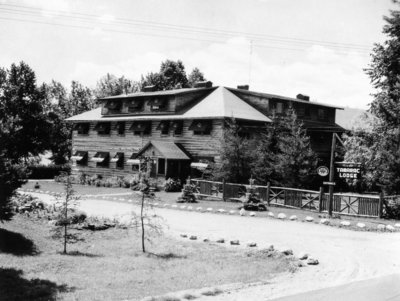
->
(146, 252, 187, 259)
(0, 228, 39, 256)
(0, 268, 73, 301)
(58, 250, 103, 258)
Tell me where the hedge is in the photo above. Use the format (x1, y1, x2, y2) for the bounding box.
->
(28, 164, 71, 179)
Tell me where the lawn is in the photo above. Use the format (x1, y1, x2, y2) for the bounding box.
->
(21, 180, 399, 232)
(0, 215, 294, 301)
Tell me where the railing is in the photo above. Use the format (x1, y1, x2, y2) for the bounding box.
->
(190, 178, 390, 218)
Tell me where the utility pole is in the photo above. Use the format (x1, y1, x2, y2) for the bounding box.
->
(328, 133, 337, 217)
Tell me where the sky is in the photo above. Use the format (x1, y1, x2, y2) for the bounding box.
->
(0, 0, 397, 109)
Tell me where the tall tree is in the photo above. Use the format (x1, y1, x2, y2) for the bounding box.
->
(0, 62, 51, 220)
(345, 1, 400, 194)
(94, 73, 140, 98)
(217, 119, 256, 183)
(188, 67, 206, 87)
(140, 60, 206, 91)
(68, 81, 96, 116)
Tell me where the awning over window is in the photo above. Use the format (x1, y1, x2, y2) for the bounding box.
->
(156, 121, 170, 131)
(71, 151, 88, 161)
(130, 121, 151, 132)
(126, 153, 140, 164)
(94, 122, 111, 132)
(189, 120, 212, 131)
(104, 100, 122, 110)
(91, 152, 110, 163)
(110, 152, 124, 163)
(190, 162, 209, 170)
(73, 123, 90, 132)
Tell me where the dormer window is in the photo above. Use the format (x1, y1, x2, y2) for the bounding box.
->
(104, 100, 122, 113)
(94, 122, 111, 135)
(318, 108, 326, 120)
(275, 102, 283, 114)
(127, 99, 143, 112)
(116, 122, 125, 135)
(157, 121, 170, 135)
(170, 120, 183, 135)
(130, 121, 151, 135)
(148, 98, 166, 111)
(74, 123, 90, 135)
(189, 120, 212, 135)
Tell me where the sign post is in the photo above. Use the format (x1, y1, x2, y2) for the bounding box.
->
(328, 133, 336, 217)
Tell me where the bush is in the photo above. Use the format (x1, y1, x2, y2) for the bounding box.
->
(384, 204, 400, 220)
(28, 164, 71, 179)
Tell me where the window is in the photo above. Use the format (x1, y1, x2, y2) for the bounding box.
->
(317, 108, 326, 120)
(127, 153, 140, 171)
(157, 121, 170, 135)
(127, 99, 143, 112)
(170, 120, 183, 136)
(276, 102, 283, 113)
(116, 122, 125, 135)
(74, 123, 90, 135)
(91, 152, 110, 168)
(189, 120, 212, 135)
(71, 151, 88, 166)
(94, 122, 111, 135)
(104, 100, 122, 113)
(148, 98, 166, 111)
(158, 158, 165, 175)
(110, 152, 124, 169)
(130, 121, 151, 135)
(297, 106, 305, 117)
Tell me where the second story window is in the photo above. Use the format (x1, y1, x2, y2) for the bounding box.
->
(148, 98, 166, 111)
(127, 99, 143, 113)
(116, 121, 125, 135)
(157, 121, 170, 135)
(74, 123, 90, 135)
(317, 108, 326, 120)
(171, 120, 183, 136)
(104, 100, 122, 113)
(189, 120, 212, 135)
(276, 102, 283, 114)
(130, 121, 151, 136)
(94, 122, 111, 135)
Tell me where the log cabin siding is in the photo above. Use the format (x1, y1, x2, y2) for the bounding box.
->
(71, 119, 223, 177)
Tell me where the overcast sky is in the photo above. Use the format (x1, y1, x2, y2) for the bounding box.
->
(0, 0, 396, 109)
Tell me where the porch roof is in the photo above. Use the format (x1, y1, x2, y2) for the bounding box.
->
(137, 141, 190, 160)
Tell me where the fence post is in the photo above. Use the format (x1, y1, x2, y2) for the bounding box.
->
(266, 182, 271, 205)
(222, 178, 226, 202)
(319, 186, 324, 212)
(378, 191, 384, 218)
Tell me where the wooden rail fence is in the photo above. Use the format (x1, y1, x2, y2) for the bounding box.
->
(190, 178, 391, 218)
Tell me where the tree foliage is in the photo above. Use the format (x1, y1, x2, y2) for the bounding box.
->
(141, 60, 205, 91)
(94, 73, 140, 98)
(345, 2, 400, 194)
(217, 119, 255, 183)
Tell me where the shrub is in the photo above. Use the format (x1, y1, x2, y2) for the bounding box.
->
(384, 204, 400, 220)
(28, 164, 71, 179)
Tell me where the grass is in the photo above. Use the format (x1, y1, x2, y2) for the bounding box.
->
(20, 180, 399, 232)
(0, 215, 293, 301)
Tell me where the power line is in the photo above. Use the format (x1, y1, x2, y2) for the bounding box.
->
(0, 3, 373, 55)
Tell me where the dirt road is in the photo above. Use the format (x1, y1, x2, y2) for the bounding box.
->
(27, 192, 400, 300)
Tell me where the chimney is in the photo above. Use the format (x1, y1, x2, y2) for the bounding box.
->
(237, 85, 249, 90)
(296, 94, 310, 101)
(193, 81, 213, 88)
(143, 85, 157, 92)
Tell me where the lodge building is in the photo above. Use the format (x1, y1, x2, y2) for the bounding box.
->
(66, 83, 344, 180)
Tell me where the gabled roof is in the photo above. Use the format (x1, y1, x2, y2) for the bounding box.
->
(66, 87, 272, 123)
(137, 141, 190, 160)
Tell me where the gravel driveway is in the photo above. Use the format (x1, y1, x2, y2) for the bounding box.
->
(26, 192, 400, 300)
